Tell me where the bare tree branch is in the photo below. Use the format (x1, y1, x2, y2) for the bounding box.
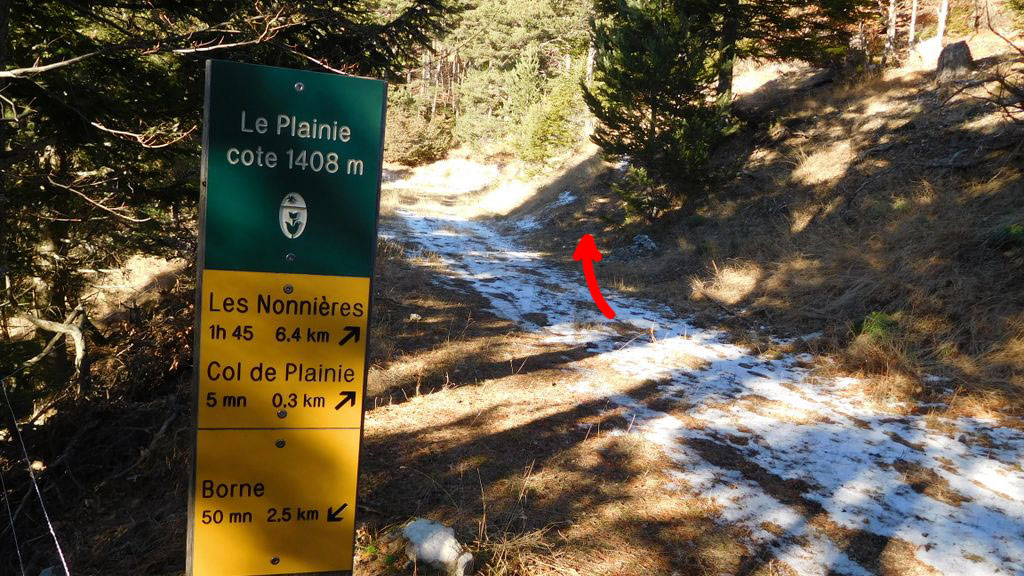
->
(171, 7, 299, 54)
(99, 411, 177, 486)
(271, 41, 353, 75)
(0, 10, 299, 78)
(47, 177, 152, 223)
(28, 77, 197, 148)
(90, 121, 198, 148)
(0, 49, 108, 78)
(986, 3, 1024, 59)
(22, 306, 84, 371)
(983, 13, 1024, 124)
(24, 304, 87, 389)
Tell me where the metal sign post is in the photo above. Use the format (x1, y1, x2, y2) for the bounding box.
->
(188, 60, 386, 575)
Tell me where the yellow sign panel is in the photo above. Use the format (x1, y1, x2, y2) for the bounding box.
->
(198, 269, 369, 429)
(191, 270, 369, 575)
(192, 429, 359, 575)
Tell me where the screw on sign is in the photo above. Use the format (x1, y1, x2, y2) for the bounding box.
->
(188, 60, 386, 575)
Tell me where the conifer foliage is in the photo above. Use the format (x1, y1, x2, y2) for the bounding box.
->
(583, 0, 869, 215)
(583, 0, 721, 188)
(0, 1, 445, 403)
(709, 0, 870, 98)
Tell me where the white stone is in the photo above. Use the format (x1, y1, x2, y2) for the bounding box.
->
(403, 518, 474, 576)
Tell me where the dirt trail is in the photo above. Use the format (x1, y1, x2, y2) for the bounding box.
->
(379, 162, 1024, 576)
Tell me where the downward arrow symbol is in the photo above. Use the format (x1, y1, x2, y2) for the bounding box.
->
(327, 503, 348, 522)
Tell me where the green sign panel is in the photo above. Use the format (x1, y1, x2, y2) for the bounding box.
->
(189, 60, 386, 576)
(203, 60, 386, 276)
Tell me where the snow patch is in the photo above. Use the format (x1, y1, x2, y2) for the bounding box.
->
(385, 182, 1024, 576)
(552, 189, 576, 207)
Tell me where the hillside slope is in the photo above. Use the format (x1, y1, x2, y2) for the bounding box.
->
(512, 32, 1024, 418)
(349, 136, 1024, 575)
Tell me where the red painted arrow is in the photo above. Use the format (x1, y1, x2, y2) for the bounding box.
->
(573, 234, 616, 319)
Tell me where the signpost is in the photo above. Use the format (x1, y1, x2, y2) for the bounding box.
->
(188, 60, 386, 575)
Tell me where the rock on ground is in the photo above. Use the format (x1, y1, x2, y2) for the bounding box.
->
(611, 234, 658, 260)
(936, 41, 973, 85)
(403, 518, 474, 576)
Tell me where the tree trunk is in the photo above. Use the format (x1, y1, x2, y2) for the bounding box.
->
(909, 0, 919, 45)
(585, 41, 595, 86)
(937, 0, 949, 43)
(45, 214, 72, 376)
(883, 0, 898, 66)
(0, 0, 10, 340)
(420, 50, 429, 96)
(972, 0, 987, 31)
(647, 95, 657, 165)
(430, 55, 441, 120)
(25, 306, 89, 392)
(43, 146, 76, 378)
(717, 0, 739, 105)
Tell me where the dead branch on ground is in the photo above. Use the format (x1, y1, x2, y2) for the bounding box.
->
(23, 304, 88, 391)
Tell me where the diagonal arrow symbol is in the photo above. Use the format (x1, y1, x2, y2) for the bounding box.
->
(334, 391, 357, 410)
(327, 503, 348, 522)
(338, 326, 361, 346)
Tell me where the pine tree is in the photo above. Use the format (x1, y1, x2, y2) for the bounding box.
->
(709, 0, 872, 102)
(0, 1, 445, 373)
(444, 0, 592, 153)
(583, 0, 720, 188)
(516, 61, 584, 165)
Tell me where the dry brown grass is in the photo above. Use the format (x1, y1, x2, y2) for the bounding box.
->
(357, 373, 762, 575)
(531, 39, 1024, 419)
(368, 233, 535, 402)
(808, 515, 944, 576)
(890, 459, 970, 507)
(689, 260, 762, 306)
(350, 35, 1024, 576)
(358, 238, 804, 574)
